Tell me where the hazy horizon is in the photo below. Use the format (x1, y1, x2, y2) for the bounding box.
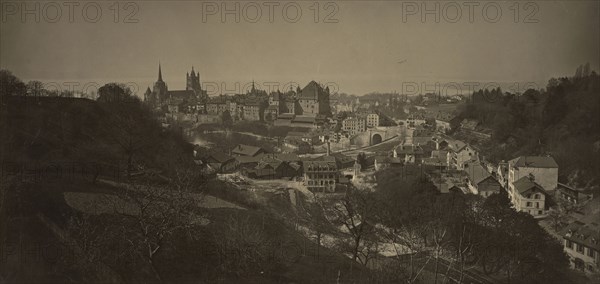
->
(1, 1, 598, 96)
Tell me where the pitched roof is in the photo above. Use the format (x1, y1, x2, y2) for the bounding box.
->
(512, 176, 545, 194)
(447, 140, 467, 152)
(562, 221, 600, 251)
(436, 181, 461, 194)
(508, 156, 558, 168)
(257, 157, 283, 170)
(466, 163, 492, 185)
(273, 153, 301, 162)
(231, 144, 264, 157)
(204, 151, 235, 164)
(299, 81, 323, 100)
(235, 156, 261, 164)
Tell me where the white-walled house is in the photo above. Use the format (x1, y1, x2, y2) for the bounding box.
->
(508, 175, 548, 217)
(447, 140, 478, 170)
(507, 156, 558, 192)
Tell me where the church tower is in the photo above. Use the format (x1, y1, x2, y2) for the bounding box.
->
(152, 63, 168, 108)
(186, 66, 202, 96)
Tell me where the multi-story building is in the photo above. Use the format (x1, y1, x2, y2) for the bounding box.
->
(366, 113, 379, 128)
(342, 117, 367, 136)
(508, 175, 548, 217)
(447, 140, 478, 170)
(507, 156, 558, 193)
(297, 81, 331, 115)
(303, 156, 338, 193)
(562, 220, 600, 274)
(206, 96, 228, 115)
(243, 101, 262, 121)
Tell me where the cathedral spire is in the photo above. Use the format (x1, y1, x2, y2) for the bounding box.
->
(158, 62, 163, 82)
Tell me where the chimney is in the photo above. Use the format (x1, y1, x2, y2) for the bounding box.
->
(327, 141, 331, 156)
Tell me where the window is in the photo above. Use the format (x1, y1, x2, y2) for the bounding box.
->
(526, 202, 532, 207)
(538, 210, 543, 215)
(588, 248, 595, 258)
(566, 240, 573, 249)
(577, 244, 584, 253)
(535, 202, 539, 208)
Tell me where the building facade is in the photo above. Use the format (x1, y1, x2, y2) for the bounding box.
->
(562, 221, 600, 274)
(342, 117, 367, 136)
(303, 156, 338, 193)
(507, 156, 559, 193)
(508, 175, 547, 217)
(366, 113, 379, 128)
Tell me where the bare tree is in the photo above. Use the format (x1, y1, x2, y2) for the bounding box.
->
(330, 187, 381, 266)
(109, 167, 204, 281)
(305, 198, 332, 247)
(211, 213, 270, 275)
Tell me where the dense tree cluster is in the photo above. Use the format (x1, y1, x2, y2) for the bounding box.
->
(459, 65, 600, 187)
(370, 167, 571, 283)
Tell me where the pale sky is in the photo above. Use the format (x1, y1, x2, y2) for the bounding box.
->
(1, 0, 598, 96)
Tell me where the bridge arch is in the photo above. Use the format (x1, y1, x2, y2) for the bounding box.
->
(371, 133, 383, 145)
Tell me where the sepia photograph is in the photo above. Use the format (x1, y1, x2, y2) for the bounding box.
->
(1, 0, 599, 283)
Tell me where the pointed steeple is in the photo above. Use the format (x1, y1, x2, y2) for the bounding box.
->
(158, 62, 163, 82)
(191, 66, 195, 75)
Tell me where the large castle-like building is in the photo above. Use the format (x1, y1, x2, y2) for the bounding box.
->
(144, 64, 207, 112)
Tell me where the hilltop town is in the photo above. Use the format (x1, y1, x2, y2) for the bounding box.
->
(138, 64, 600, 281)
(1, 66, 599, 284)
